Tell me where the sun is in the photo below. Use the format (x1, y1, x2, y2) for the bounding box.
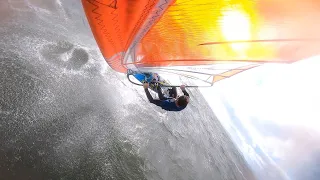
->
(220, 9, 252, 51)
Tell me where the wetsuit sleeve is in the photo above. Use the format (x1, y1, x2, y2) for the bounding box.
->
(182, 90, 189, 97)
(156, 85, 169, 100)
(144, 88, 162, 106)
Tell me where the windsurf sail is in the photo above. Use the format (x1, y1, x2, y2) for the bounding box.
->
(81, 0, 320, 87)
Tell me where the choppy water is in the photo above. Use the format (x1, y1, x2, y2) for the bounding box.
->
(0, 0, 255, 179)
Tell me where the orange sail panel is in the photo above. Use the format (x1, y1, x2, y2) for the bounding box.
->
(134, 0, 320, 68)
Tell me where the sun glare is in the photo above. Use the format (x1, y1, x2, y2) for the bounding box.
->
(220, 10, 251, 51)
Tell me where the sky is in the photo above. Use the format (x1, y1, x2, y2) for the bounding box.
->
(200, 55, 320, 179)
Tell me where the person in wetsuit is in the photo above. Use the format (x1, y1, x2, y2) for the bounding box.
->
(143, 82, 190, 111)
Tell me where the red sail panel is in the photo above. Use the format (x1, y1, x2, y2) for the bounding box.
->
(81, 0, 159, 72)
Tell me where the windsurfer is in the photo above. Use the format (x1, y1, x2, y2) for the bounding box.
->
(143, 83, 190, 111)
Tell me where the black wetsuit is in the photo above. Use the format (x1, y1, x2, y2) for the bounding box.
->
(144, 86, 189, 111)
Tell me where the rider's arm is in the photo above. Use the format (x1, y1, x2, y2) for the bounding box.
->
(144, 88, 154, 102)
(180, 85, 189, 97)
(144, 83, 162, 106)
(182, 90, 189, 97)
